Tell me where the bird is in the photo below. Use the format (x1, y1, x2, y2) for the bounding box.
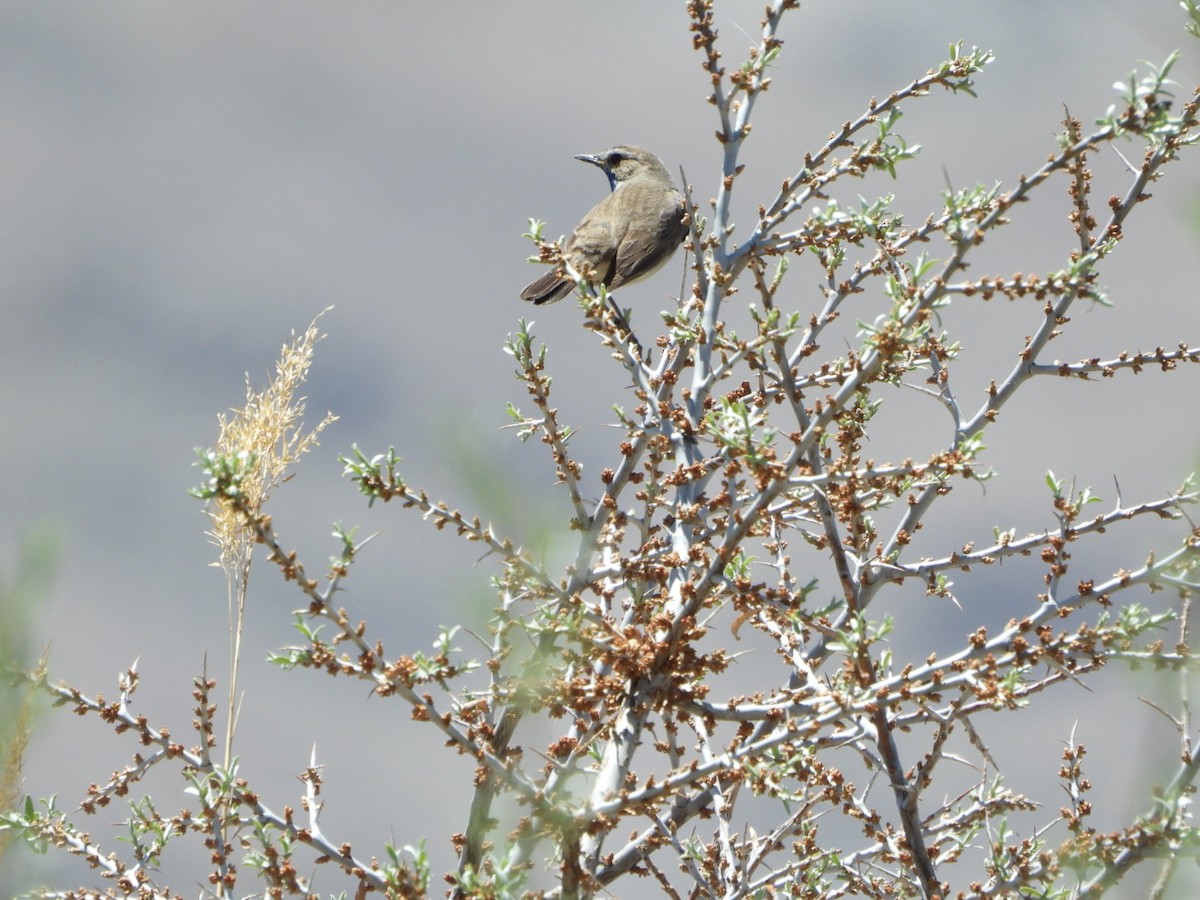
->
(521, 145, 688, 306)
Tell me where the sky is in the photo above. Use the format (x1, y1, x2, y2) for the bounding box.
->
(2, 2, 1199, 895)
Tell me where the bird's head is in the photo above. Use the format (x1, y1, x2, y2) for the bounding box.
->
(575, 145, 671, 192)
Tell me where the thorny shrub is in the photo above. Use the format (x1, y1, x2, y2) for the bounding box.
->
(6, 2, 1200, 898)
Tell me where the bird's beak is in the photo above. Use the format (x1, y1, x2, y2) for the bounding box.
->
(574, 153, 605, 169)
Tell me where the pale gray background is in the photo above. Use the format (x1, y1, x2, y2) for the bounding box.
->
(2, 2, 1199, 895)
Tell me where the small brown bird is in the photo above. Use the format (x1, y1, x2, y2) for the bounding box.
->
(521, 145, 688, 305)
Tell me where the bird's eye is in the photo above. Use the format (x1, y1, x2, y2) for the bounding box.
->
(606, 152, 624, 167)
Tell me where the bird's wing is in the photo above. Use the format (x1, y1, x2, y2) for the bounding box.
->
(566, 203, 619, 286)
(609, 191, 687, 290)
(521, 193, 621, 303)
